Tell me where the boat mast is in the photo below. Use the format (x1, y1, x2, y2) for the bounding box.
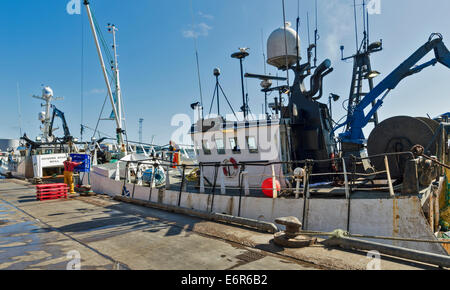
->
(83, 0, 126, 154)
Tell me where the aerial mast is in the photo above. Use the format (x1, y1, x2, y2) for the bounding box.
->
(139, 118, 144, 144)
(108, 23, 124, 136)
(32, 86, 63, 142)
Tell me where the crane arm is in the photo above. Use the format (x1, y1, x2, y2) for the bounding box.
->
(336, 33, 450, 144)
(49, 106, 73, 142)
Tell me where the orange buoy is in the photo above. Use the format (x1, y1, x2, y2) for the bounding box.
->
(261, 178, 281, 197)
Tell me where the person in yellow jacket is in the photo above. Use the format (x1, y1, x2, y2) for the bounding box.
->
(63, 157, 83, 194)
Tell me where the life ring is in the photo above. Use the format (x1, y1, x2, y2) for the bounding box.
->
(223, 158, 238, 177)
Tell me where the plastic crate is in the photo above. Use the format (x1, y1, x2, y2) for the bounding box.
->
(36, 184, 68, 201)
(70, 154, 91, 172)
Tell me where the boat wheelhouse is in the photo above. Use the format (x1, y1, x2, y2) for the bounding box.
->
(190, 115, 290, 188)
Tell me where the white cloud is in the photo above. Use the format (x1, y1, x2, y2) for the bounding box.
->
(87, 88, 106, 95)
(182, 22, 213, 39)
(322, 1, 353, 62)
(198, 11, 214, 20)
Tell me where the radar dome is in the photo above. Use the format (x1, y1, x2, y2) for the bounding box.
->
(267, 22, 301, 70)
(39, 112, 46, 123)
(42, 86, 53, 98)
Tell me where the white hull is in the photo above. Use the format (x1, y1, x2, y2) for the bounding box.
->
(88, 165, 448, 255)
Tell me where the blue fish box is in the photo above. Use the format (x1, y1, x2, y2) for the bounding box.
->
(70, 154, 91, 172)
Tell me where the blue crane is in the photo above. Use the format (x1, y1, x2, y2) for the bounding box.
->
(334, 33, 450, 145)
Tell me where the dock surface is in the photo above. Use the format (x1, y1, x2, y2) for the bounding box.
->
(0, 179, 441, 270)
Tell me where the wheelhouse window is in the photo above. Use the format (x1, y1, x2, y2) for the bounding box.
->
(202, 140, 211, 155)
(246, 136, 258, 154)
(215, 138, 225, 155)
(229, 137, 241, 154)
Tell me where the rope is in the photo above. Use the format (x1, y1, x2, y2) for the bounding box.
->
(299, 229, 450, 244)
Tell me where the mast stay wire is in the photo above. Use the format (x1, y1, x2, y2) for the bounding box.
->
(189, 0, 204, 107)
(81, 11, 84, 142)
(89, 7, 130, 143)
(281, 0, 290, 90)
(92, 93, 110, 140)
(91, 10, 116, 82)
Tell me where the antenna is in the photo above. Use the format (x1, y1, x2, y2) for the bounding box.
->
(261, 29, 266, 74)
(189, 0, 204, 107)
(295, 0, 300, 67)
(17, 82, 22, 137)
(353, 0, 359, 52)
(313, 0, 319, 67)
(307, 12, 311, 46)
(366, 0, 370, 49)
(139, 118, 144, 143)
(362, 0, 370, 52)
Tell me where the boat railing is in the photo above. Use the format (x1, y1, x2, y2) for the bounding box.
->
(111, 150, 426, 202)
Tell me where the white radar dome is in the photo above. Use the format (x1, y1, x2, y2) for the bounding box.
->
(39, 112, 46, 122)
(42, 86, 53, 98)
(267, 22, 301, 70)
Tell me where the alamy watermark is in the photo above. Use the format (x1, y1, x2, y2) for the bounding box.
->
(170, 111, 281, 161)
(67, 0, 81, 15)
(67, 250, 81, 270)
(366, 250, 381, 270)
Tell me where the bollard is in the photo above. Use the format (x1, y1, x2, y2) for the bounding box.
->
(274, 216, 317, 248)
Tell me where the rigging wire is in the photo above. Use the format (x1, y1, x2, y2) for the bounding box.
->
(281, 0, 290, 89)
(88, 7, 128, 142)
(17, 82, 22, 138)
(92, 93, 110, 140)
(91, 11, 116, 82)
(189, 0, 204, 107)
(80, 12, 84, 142)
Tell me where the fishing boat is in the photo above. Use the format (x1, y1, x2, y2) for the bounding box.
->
(83, 2, 450, 256)
(0, 86, 88, 180)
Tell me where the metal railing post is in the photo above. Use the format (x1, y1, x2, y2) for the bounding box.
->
(384, 156, 395, 198)
(301, 161, 312, 230)
(149, 164, 155, 202)
(178, 164, 186, 207)
(271, 164, 277, 199)
(199, 163, 205, 193)
(237, 164, 245, 217)
(165, 164, 171, 190)
(115, 161, 120, 181)
(209, 163, 219, 212)
(220, 164, 226, 195)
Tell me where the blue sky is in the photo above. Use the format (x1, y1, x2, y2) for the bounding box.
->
(1, 0, 450, 145)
